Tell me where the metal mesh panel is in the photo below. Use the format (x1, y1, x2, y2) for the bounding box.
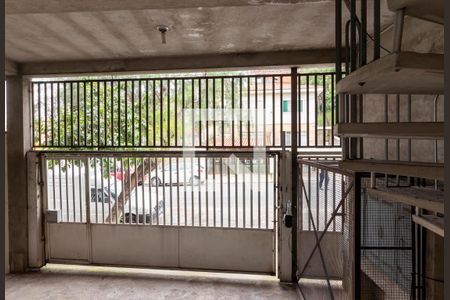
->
(360, 176, 413, 300)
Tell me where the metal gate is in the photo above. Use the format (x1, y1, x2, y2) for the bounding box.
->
(30, 70, 339, 274)
(297, 159, 354, 298)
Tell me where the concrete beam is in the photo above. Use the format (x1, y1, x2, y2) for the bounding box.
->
(7, 75, 32, 272)
(6, 0, 333, 14)
(5, 59, 18, 76)
(21, 49, 337, 77)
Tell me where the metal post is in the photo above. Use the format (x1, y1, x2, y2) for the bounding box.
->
(290, 67, 298, 282)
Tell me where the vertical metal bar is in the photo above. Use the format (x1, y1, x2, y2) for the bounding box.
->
(51, 160, 56, 210)
(125, 81, 128, 146)
(191, 157, 194, 226)
(308, 165, 311, 230)
(272, 76, 275, 147)
(79, 160, 83, 222)
(169, 157, 173, 225)
(85, 158, 91, 225)
(177, 157, 180, 226)
(336, 0, 342, 79)
(360, 0, 367, 66)
(114, 158, 118, 224)
(168, 79, 171, 147)
(61, 159, 69, 222)
(183, 156, 187, 226)
(118, 81, 121, 146)
(110, 82, 114, 147)
(162, 158, 166, 225)
(227, 157, 231, 227)
(146, 80, 149, 147)
(89, 82, 93, 146)
(107, 158, 111, 224)
(120, 158, 125, 223)
(44, 83, 48, 146)
(232, 78, 235, 147)
(100, 158, 105, 223)
(322, 74, 326, 146)
(175, 80, 178, 147)
(350, 0, 357, 71)
(64, 83, 67, 146)
(148, 158, 153, 224)
(57, 83, 61, 146)
(279, 77, 283, 146)
(70, 83, 74, 146)
(139, 80, 142, 146)
(205, 79, 208, 148)
(84, 83, 87, 147)
(220, 157, 223, 227)
(373, 0, 381, 60)
(235, 156, 238, 228)
(71, 159, 76, 222)
(50, 83, 54, 146)
(265, 156, 269, 229)
(255, 77, 258, 147)
(198, 79, 201, 148)
(290, 67, 298, 281)
(331, 75, 335, 146)
(213, 156, 216, 226)
(206, 157, 209, 226)
(198, 156, 201, 226)
(134, 159, 138, 225)
(221, 78, 224, 147)
(213, 79, 216, 147)
(240, 77, 243, 147)
(250, 159, 253, 228)
(243, 156, 246, 228)
(314, 76, 318, 146)
(58, 161, 63, 216)
(104, 82, 107, 146)
(306, 76, 310, 147)
(131, 81, 135, 146)
(248, 77, 251, 147)
(190, 79, 193, 147)
(126, 158, 131, 224)
(258, 154, 261, 229)
(97, 82, 101, 146)
(77, 82, 80, 146)
(32, 84, 36, 146)
(153, 80, 156, 147)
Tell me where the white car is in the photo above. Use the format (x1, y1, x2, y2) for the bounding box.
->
(148, 161, 205, 186)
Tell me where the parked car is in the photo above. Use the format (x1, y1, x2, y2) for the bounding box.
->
(148, 162, 205, 186)
(109, 167, 148, 186)
(90, 187, 116, 203)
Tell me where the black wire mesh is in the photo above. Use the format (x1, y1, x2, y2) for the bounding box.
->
(360, 175, 413, 300)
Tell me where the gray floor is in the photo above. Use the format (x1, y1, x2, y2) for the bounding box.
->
(6, 264, 298, 300)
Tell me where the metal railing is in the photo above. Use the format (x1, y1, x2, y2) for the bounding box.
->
(31, 72, 338, 149)
(42, 151, 279, 229)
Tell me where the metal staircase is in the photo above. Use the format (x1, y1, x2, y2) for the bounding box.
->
(335, 0, 444, 299)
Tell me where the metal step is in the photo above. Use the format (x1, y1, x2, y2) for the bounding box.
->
(336, 52, 443, 95)
(412, 215, 444, 237)
(335, 122, 444, 139)
(367, 187, 444, 214)
(339, 159, 444, 180)
(387, 0, 444, 24)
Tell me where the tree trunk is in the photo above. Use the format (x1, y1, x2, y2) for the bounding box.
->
(106, 158, 158, 223)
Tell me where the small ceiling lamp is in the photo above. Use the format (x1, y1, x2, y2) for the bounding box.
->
(156, 25, 169, 44)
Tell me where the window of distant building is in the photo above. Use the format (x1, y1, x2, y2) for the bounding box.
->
(282, 99, 304, 113)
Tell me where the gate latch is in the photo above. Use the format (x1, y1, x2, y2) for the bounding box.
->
(283, 200, 293, 228)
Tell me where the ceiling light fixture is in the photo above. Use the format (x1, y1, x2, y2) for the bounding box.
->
(156, 25, 169, 44)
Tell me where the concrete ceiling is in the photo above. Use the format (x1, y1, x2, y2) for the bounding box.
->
(6, 0, 395, 74)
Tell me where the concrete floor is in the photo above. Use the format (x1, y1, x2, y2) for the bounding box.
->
(6, 264, 346, 299)
(6, 264, 298, 300)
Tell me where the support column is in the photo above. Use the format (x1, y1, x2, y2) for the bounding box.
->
(7, 75, 31, 272)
